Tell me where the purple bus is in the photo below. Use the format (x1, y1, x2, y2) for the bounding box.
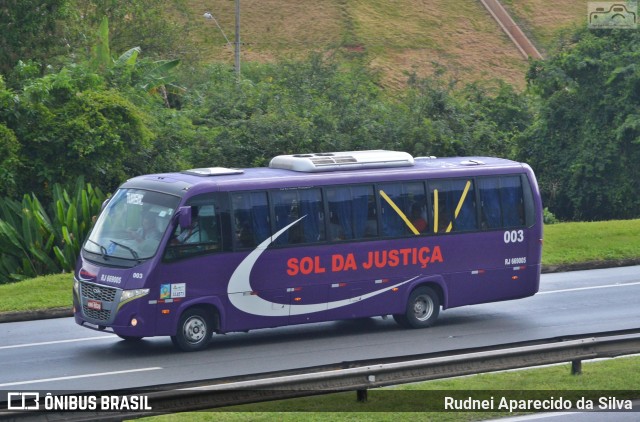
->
(73, 150, 543, 352)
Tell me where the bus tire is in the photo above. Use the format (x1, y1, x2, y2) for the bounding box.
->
(394, 286, 440, 329)
(171, 308, 213, 352)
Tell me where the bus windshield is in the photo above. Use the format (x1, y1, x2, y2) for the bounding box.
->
(84, 188, 180, 262)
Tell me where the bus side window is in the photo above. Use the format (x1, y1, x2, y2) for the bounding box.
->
(500, 176, 525, 227)
(232, 192, 270, 249)
(164, 203, 222, 261)
(478, 176, 525, 229)
(478, 177, 502, 229)
(271, 188, 325, 245)
(193, 205, 219, 244)
(273, 190, 301, 245)
(299, 188, 325, 242)
(379, 182, 427, 236)
(326, 185, 374, 241)
(430, 179, 476, 233)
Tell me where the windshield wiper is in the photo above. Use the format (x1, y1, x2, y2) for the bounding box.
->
(86, 239, 109, 260)
(108, 240, 140, 260)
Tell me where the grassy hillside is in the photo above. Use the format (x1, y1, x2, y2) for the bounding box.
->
(502, 0, 588, 52)
(181, 0, 588, 89)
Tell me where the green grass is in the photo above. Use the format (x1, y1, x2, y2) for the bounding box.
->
(0, 273, 73, 313)
(542, 219, 640, 265)
(500, 0, 588, 52)
(138, 355, 640, 421)
(1, 219, 640, 313)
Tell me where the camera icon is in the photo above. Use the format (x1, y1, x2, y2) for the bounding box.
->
(6, 392, 40, 410)
(588, 2, 637, 28)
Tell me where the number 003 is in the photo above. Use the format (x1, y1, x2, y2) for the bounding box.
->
(504, 230, 524, 243)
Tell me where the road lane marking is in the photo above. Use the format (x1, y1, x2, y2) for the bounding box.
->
(539, 281, 640, 295)
(0, 367, 162, 387)
(0, 335, 116, 350)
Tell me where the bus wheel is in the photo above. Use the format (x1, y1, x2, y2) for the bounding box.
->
(171, 308, 213, 352)
(394, 286, 440, 329)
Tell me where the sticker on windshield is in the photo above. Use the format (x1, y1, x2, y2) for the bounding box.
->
(107, 242, 116, 255)
(126, 192, 144, 205)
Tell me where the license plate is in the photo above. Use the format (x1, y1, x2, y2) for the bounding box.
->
(87, 299, 102, 311)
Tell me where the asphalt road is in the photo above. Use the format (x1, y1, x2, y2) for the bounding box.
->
(1, 266, 639, 393)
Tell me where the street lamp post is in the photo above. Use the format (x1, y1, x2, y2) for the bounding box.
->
(234, 0, 240, 80)
(204, 0, 240, 80)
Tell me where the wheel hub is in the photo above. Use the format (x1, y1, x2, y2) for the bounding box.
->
(184, 317, 206, 343)
(414, 297, 432, 321)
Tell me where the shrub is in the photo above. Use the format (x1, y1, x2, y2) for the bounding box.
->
(543, 207, 559, 225)
(0, 178, 105, 283)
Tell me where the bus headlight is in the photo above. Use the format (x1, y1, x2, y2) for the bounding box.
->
(119, 288, 150, 307)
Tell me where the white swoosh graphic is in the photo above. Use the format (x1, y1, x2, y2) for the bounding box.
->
(227, 217, 418, 317)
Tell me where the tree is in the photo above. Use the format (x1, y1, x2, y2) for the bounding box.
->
(0, 63, 155, 198)
(520, 27, 640, 221)
(64, 0, 194, 63)
(0, 76, 21, 197)
(184, 56, 389, 168)
(0, 123, 20, 197)
(390, 74, 530, 159)
(31, 86, 151, 194)
(0, 0, 69, 75)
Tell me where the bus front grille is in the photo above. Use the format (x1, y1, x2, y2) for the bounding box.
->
(79, 281, 118, 322)
(82, 306, 112, 321)
(81, 282, 117, 302)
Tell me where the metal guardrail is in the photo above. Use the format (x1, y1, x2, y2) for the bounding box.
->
(3, 330, 640, 421)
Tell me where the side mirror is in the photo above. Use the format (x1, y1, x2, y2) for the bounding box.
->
(101, 198, 110, 211)
(178, 206, 192, 229)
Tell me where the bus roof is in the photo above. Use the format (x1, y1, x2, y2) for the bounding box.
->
(121, 152, 528, 196)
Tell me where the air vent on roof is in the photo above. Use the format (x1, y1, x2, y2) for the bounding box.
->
(182, 167, 244, 176)
(269, 150, 414, 172)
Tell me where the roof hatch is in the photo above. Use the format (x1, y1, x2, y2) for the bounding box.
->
(181, 167, 244, 177)
(269, 150, 415, 172)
